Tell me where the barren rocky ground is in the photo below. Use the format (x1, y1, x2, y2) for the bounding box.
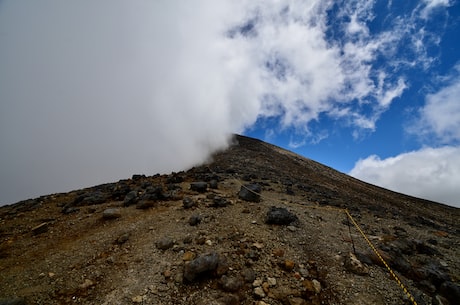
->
(1, 135, 459, 305)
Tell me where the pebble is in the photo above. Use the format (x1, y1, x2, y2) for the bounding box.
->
(116, 233, 130, 244)
(156, 237, 175, 250)
(312, 279, 321, 293)
(131, 295, 144, 303)
(284, 259, 295, 271)
(344, 252, 369, 275)
(79, 279, 94, 289)
(267, 277, 277, 287)
(287, 226, 296, 232)
(272, 248, 285, 257)
(182, 251, 196, 261)
(188, 215, 201, 226)
(220, 275, 244, 292)
(32, 222, 49, 235)
(254, 287, 266, 298)
(102, 208, 121, 219)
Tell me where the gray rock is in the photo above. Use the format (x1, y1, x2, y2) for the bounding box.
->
(220, 275, 243, 292)
(102, 208, 122, 219)
(156, 237, 175, 250)
(238, 184, 261, 202)
(265, 206, 298, 225)
(344, 252, 369, 275)
(116, 232, 130, 244)
(123, 191, 138, 206)
(183, 197, 197, 209)
(190, 182, 208, 193)
(241, 268, 256, 283)
(184, 252, 220, 282)
(189, 215, 202, 226)
(209, 180, 218, 189)
(212, 196, 229, 208)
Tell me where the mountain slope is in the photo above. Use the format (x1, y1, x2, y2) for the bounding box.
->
(1, 134, 459, 305)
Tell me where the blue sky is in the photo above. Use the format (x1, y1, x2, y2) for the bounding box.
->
(0, 0, 459, 207)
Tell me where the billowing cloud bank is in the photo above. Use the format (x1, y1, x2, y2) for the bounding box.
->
(0, 0, 457, 205)
(350, 147, 460, 207)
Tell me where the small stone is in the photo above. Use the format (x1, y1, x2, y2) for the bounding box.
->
(48, 272, 55, 278)
(189, 215, 202, 226)
(284, 260, 295, 271)
(273, 248, 285, 257)
(102, 208, 121, 219)
(298, 268, 309, 278)
(164, 269, 172, 279)
(312, 279, 321, 293)
(220, 275, 244, 292)
(132, 295, 144, 303)
(254, 287, 266, 298)
(267, 277, 277, 287)
(262, 282, 270, 293)
(302, 280, 315, 293)
(257, 301, 270, 305)
(79, 279, 94, 289)
(253, 279, 263, 287)
(288, 297, 307, 305)
(344, 252, 369, 275)
(32, 222, 49, 235)
(183, 197, 196, 209)
(183, 251, 196, 261)
(252, 242, 264, 249)
(287, 226, 296, 232)
(205, 239, 213, 246)
(116, 233, 130, 244)
(242, 268, 256, 283)
(156, 237, 175, 250)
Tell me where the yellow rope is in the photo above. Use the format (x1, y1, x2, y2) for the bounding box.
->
(344, 209, 418, 305)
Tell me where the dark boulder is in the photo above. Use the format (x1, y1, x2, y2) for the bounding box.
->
(123, 191, 139, 207)
(238, 184, 261, 202)
(266, 206, 298, 225)
(212, 196, 230, 208)
(111, 182, 131, 200)
(183, 197, 197, 209)
(190, 182, 208, 193)
(73, 191, 109, 206)
(439, 281, 460, 305)
(184, 252, 220, 282)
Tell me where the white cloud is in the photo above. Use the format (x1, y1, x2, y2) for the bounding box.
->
(409, 63, 460, 144)
(349, 146, 460, 207)
(420, 0, 452, 19)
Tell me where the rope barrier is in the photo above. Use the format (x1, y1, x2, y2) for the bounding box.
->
(231, 178, 419, 305)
